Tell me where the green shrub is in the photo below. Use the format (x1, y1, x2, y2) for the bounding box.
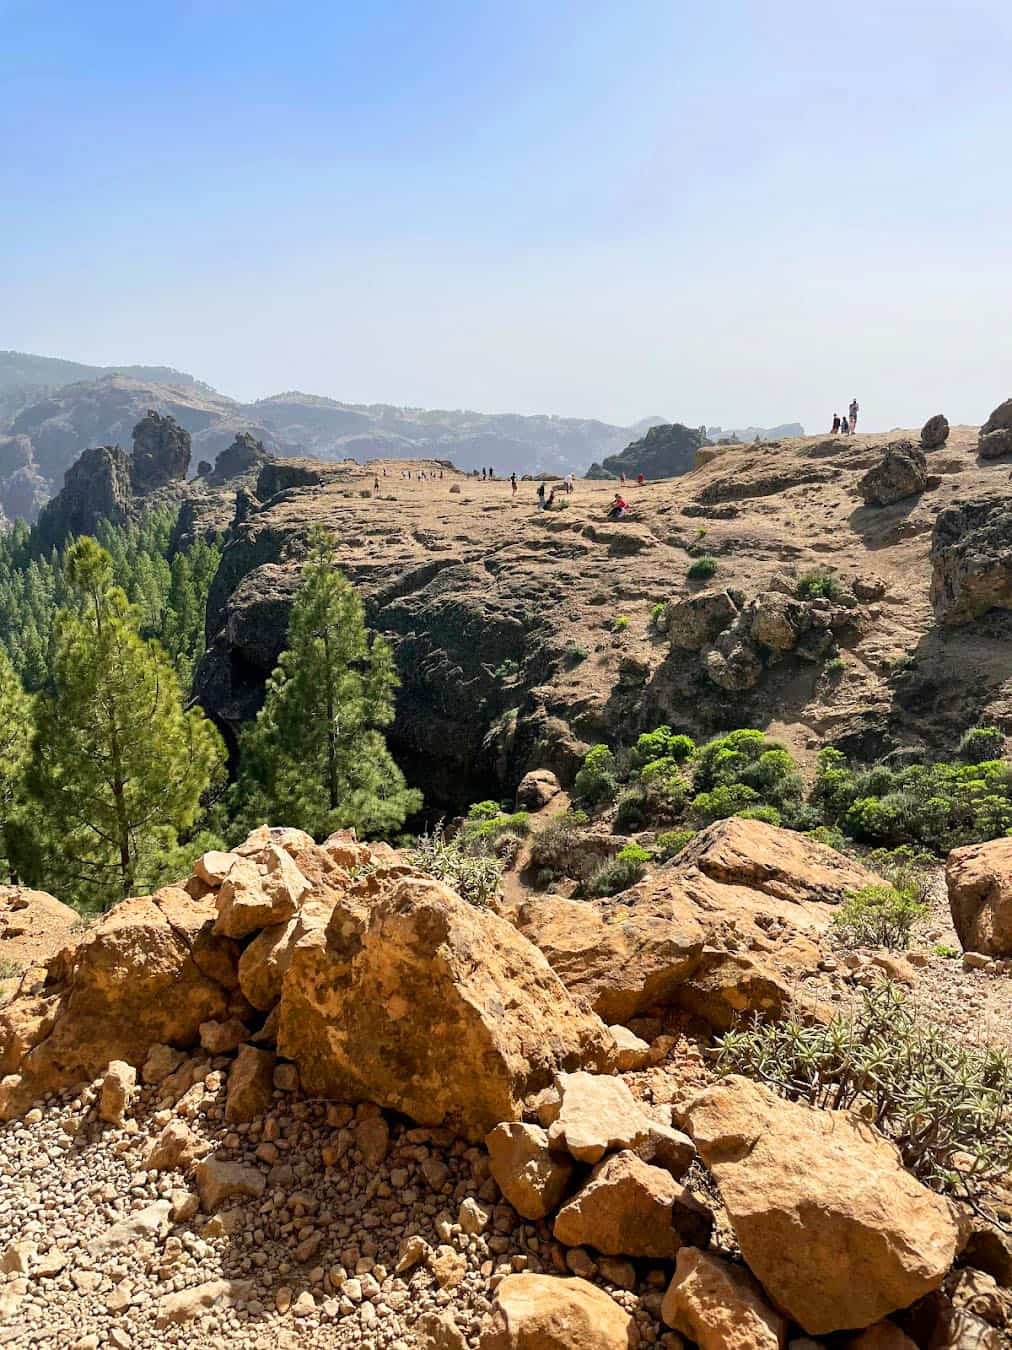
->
(736, 805, 782, 826)
(585, 853, 647, 897)
(692, 731, 803, 813)
(410, 824, 503, 907)
(934, 944, 959, 959)
(655, 828, 696, 860)
(687, 556, 718, 581)
(715, 982, 1012, 1199)
(612, 615, 630, 633)
(825, 656, 845, 677)
(562, 643, 589, 666)
(466, 800, 504, 822)
(617, 843, 652, 863)
(529, 811, 590, 878)
(650, 602, 669, 632)
(959, 727, 1005, 762)
(689, 783, 762, 825)
(494, 658, 520, 681)
(797, 568, 843, 601)
(805, 824, 846, 850)
(573, 744, 618, 805)
(614, 786, 647, 833)
(633, 726, 695, 766)
(831, 883, 927, 949)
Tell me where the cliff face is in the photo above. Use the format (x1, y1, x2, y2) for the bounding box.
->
(193, 427, 1012, 808)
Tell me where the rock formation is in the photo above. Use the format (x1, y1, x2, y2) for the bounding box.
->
(129, 409, 191, 492)
(33, 443, 133, 548)
(930, 496, 1012, 624)
(207, 432, 272, 486)
(921, 413, 950, 449)
(978, 399, 1012, 459)
(946, 837, 1012, 956)
(586, 422, 706, 480)
(858, 441, 928, 506)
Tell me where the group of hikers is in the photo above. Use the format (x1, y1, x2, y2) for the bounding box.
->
(831, 399, 860, 435)
(533, 473, 577, 508)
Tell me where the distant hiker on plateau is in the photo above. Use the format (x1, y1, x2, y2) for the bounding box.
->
(840, 415, 850, 435)
(831, 413, 840, 434)
(510, 472, 517, 496)
(536, 481, 546, 510)
(849, 398, 859, 432)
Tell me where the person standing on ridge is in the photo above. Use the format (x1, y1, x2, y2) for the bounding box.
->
(536, 481, 546, 509)
(831, 413, 840, 434)
(841, 415, 850, 435)
(510, 472, 517, 496)
(849, 398, 859, 433)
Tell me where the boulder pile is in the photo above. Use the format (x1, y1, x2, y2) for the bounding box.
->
(0, 816, 1005, 1348)
(978, 399, 1012, 460)
(666, 584, 860, 691)
(857, 441, 928, 506)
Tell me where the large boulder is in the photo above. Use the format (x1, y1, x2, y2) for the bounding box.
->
(946, 838, 1012, 957)
(749, 592, 809, 652)
(978, 400, 1012, 459)
(667, 590, 739, 650)
(479, 1273, 639, 1349)
(547, 1072, 652, 1163)
(513, 889, 705, 1025)
(858, 442, 928, 507)
(0, 886, 80, 970)
(237, 899, 332, 1011)
(702, 628, 764, 691)
(276, 875, 616, 1140)
(552, 1150, 712, 1259)
(930, 497, 1012, 624)
(685, 1076, 965, 1334)
(0, 888, 237, 1114)
(662, 1247, 788, 1350)
(677, 816, 884, 906)
(921, 414, 950, 450)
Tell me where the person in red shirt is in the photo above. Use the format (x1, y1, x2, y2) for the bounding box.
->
(606, 493, 628, 520)
(636, 473, 645, 485)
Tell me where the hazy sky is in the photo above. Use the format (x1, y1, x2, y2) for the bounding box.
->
(3, 0, 1012, 432)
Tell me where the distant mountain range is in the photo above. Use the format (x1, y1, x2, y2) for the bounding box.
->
(0, 350, 803, 523)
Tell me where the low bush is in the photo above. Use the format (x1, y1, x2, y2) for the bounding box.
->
(687, 556, 718, 581)
(650, 602, 669, 632)
(831, 883, 927, 949)
(612, 615, 630, 633)
(633, 726, 695, 766)
(715, 982, 1012, 1199)
(655, 828, 696, 860)
(797, 568, 843, 601)
(585, 845, 649, 898)
(689, 783, 762, 825)
(529, 811, 590, 878)
(410, 824, 503, 907)
(573, 744, 618, 806)
(959, 726, 1005, 762)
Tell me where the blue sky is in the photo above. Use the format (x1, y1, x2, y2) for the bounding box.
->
(3, 0, 1012, 431)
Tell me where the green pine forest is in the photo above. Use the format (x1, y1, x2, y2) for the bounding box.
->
(0, 510, 419, 911)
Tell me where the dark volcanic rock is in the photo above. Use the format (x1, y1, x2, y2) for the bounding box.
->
(130, 410, 191, 492)
(978, 399, 1012, 460)
(208, 433, 271, 485)
(586, 422, 706, 480)
(34, 445, 133, 548)
(920, 413, 950, 450)
(930, 496, 1012, 624)
(857, 440, 928, 506)
(255, 460, 324, 501)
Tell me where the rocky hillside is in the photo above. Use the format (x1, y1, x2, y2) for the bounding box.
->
(193, 415, 1012, 807)
(586, 423, 707, 480)
(2, 812, 1011, 1347)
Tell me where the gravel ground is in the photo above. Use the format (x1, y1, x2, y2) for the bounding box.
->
(0, 1062, 686, 1349)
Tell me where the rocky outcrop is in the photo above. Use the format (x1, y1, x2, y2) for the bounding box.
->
(685, 1076, 965, 1334)
(276, 874, 616, 1140)
(34, 443, 133, 548)
(0, 887, 237, 1117)
(207, 432, 271, 486)
(930, 497, 1012, 624)
(479, 1273, 639, 1348)
(516, 818, 876, 1030)
(586, 421, 706, 480)
(667, 591, 739, 650)
(255, 459, 324, 500)
(978, 400, 1012, 460)
(858, 442, 928, 506)
(921, 414, 950, 450)
(946, 838, 1012, 957)
(129, 409, 191, 492)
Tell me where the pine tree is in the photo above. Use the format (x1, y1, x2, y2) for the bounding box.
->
(236, 528, 421, 838)
(0, 649, 31, 878)
(26, 538, 226, 906)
